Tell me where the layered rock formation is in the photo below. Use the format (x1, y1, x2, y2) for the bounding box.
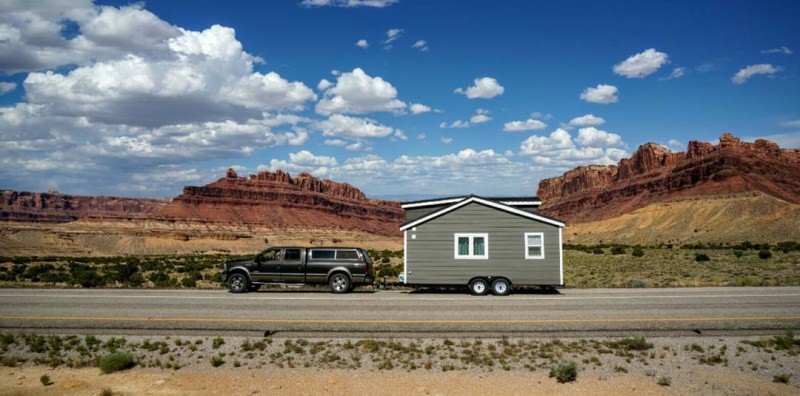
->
(157, 169, 403, 236)
(0, 190, 166, 223)
(538, 133, 800, 223)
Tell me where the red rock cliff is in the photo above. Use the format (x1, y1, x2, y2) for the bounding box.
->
(0, 190, 167, 223)
(157, 169, 403, 236)
(537, 133, 800, 223)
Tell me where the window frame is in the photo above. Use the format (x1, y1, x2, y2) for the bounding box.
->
(453, 233, 489, 260)
(524, 232, 545, 259)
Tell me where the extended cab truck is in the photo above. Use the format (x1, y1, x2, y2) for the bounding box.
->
(223, 247, 374, 293)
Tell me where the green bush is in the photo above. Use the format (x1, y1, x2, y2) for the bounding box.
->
(40, 375, 52, 386)
(694, 253, 710, 262)
(773, 373, 792, 384)
(210, 356, 225, 367)
(631, 248, 644, 257)
(549, 360, 578, 383)
(758, 250, 772, 260)
(98, 352, 135, 374)
(610, 246, 626, 255)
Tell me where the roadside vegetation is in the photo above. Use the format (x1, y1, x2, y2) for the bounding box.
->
(0, 331, 797, 388)
(1, 242, 799, 289)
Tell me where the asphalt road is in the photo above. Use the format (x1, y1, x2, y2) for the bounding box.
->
(1, 287, 799, 338)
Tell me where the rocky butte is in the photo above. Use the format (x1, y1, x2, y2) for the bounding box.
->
(0, 190, 166, 223)
(157, 169, 403, 236)
(537, 133, 800, 223)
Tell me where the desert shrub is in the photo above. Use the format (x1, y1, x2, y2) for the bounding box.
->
(98, 352, 135, 373)
(148, 272, 176, 288)
(40, 375, 52, 386)
(181, 277, 196, 288)
(69, 264, 104, 288)
(657, 376, 671, 386)
(758, 250, 772, 260)
(694, 253, 710, 262)
(628, 279, 646, 288)
(549, 360, 578, 383)
(733, 250, 744, 258)
(632, 248, 644, 257)
(592, 247, 604, 255)
(610, 246, 626, 255)
(210, 356, 225, 367)
(773, 373, 792, 384)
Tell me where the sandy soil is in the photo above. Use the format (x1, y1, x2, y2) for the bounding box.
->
(1, 335, 798, 395)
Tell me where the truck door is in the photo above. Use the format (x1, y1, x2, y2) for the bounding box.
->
(255, 248, 281, 282)
(279, 248, 305, 283)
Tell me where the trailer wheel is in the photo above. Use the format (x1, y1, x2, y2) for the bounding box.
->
(491, 278, 511, 296)
(468, 278, 489, 295)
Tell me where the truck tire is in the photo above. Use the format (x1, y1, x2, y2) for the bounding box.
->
(468, 278, 489, 296)
(491, 278, 511, 296)
(329, 273, 351, 293)
(227, 273, 250, 293)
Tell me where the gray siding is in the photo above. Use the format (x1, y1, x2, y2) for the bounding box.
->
(406, 202, 561, 286)
(404, 204, 452, 223)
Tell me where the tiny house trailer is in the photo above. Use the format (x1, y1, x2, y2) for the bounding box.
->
(400, 195, 564, 295)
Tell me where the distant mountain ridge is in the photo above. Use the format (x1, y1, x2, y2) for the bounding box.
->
(537, 133, 800, 224)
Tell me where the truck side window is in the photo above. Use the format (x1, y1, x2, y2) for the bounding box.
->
(260, 249, 280, 262)
(284, 249, 301, 261)
(310, 249, 335, 259)
(336, 250, 359, 259)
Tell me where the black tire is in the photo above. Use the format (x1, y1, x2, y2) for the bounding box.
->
(227, 273, 250, 293)
(468, 278, 489, 296)
(329, 273, 351, 293)
(491, 278, 511, 296)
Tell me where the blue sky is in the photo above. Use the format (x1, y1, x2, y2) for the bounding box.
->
(1, 0, 798, 199)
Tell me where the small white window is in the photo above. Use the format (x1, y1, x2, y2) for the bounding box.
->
(454, 233, 489, 259)
(525, 232, 544, 259)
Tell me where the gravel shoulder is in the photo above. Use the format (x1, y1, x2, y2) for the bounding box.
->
(1, 334, 799, 395)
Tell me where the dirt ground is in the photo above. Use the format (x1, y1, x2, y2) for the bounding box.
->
(1, 334, 798, 395)
(1, 364, 798, 396)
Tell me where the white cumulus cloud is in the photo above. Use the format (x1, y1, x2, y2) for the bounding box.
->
(580, 84, 619, 104)
(568, 114, 605, 127)
(732, 64, 783, 85)
(519, 128, 628, 167)
(454, 77, 504, 99)
(317, 114, 395, 138)
(613, 48, 669, 78)
(0, 82, 16, 95)
(470, 108, 492, 124)
(355, 39, 368, 48)
(409, 103, 432, 114)
(315, 67, 407, 115)
(503, 119, 547, 132)
(411, 40, 429, 52)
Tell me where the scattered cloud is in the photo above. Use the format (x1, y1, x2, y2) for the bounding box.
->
(661, 67, 686, 81)
(0, 82, 16, 95)
(315, 67, 407, 114)
(440, 137, 453, 144)
(409, 103, 432, 114)
(469, 108, 492, 124)
(613, 48, 669, 79)
(503, 118, 547, 132)
(383, 28, 403, 48)
(568, 114, 605, 128)
(780, 120, 800, 128)
(732, 64, 782, 84)
(317, 114, 395, 138)
(416, 133, 426, 140)
(761, 46, 792, 55)
(519, 128, 628, 166)
(411, 40, 429, 52)
(454, 77, 504, 99)
(440, 120, 469, 129)
(355, 39, 368, 49)
(580, 84, 619, 104)
(530, 112, 553, 121)
(667, 139, 683, 150)
(300, 0, 398, 8)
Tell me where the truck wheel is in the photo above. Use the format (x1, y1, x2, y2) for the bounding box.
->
(329, 273, 351, 293)
(227, 273, 250, 293)
(491, 278, 511, 296)
(468, 278, 489, 296)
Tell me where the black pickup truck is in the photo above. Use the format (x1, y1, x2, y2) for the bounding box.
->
(222, 247, 374, 293)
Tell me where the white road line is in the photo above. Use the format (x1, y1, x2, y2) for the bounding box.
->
(1, 293, 799, 302)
